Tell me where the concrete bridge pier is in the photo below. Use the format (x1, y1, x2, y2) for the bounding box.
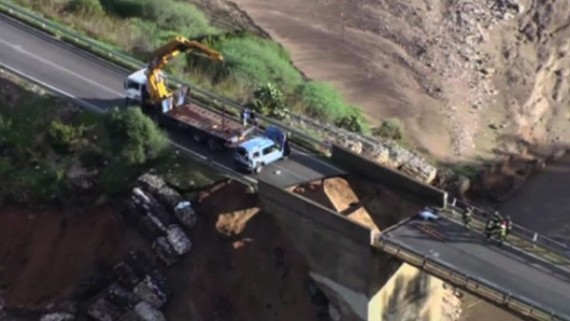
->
(258, 181, 442, 321)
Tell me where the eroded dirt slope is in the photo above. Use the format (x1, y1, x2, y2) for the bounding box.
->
(164, 181, 321, 321)
(224, 0, 570, 162)
(0, 205, 141, 308)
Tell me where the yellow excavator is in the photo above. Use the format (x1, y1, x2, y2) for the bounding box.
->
(143, 35, 224, 106)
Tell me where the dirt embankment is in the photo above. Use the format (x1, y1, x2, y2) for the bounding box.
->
(215, 0, 570, 164)
(0, 180, 323, 321)
(0, 206, 142, 308)
(164, 181, 321, 321)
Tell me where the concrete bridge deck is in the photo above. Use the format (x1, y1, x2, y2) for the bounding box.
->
(375, 215, 570, 321)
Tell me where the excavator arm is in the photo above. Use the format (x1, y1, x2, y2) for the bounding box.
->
(145, 36, 224, 104)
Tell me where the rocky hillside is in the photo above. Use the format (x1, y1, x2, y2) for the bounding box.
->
(226, 0, 570, 162)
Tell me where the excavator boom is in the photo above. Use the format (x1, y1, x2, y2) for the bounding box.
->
(146, 36, 224, 104)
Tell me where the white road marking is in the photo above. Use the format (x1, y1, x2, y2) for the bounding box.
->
(0, 37, 123, 96)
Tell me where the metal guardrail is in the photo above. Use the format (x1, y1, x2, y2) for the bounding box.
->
(447, 197, 570, 261)
(0, 0, 333, 154)
(372, 235, 567, 321)
(0, 62, 257, 189)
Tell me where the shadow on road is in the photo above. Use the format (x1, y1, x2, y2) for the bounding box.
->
(402, 218, 570, 283)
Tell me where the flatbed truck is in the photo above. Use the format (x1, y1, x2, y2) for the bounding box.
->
(122, 36, 288, 173)
(125, 69, 256, 151)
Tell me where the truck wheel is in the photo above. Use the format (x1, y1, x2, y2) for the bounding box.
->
(254, 163, 264, 174)
(193, 132, 203, 143)
(208, 138, 222, 151)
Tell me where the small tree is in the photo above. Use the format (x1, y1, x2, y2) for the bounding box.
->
(48, 121, 84, 154)
(252, 83, 289, 120)
(335, 109, 365, 133)
(67, 0, 104, 15)
(103, 107, 168, 165)
(374, 118, 403, 141)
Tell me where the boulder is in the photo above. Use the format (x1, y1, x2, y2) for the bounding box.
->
(72, 266, 114, 301)
(132, 270, 170, 309)
(133, 301, 166, 321)
(338, 137, 362, 154)
(87, 298, 121, 321)
(120, 200, 143, 226)
(103, 283, 140, 313)
(138, 174, 182, 211)
(132, 188, 177, 231)
(40, 313, 75, 321)
(400, 155, 438, 184)
(124, 250, 154, 279)
(113, 262, 141, 290)
(166, 225, 192, 256)
(117, 311, 144, 321)
(136, 216, 163, 242)
(151, 237, 179, 266)
(174, 201, 197, 228)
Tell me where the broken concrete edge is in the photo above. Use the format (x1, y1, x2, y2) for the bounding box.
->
(257, 180, 374, 245)
(331, 145, 448, 208)
(335, 133, 438, 184)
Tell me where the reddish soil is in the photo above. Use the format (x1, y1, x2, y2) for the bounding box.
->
(163, 180, 320, 321)
(291, 176, 423, 230)
(0, 205, 142, 308)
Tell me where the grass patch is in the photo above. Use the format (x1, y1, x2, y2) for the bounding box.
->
(7, 0, 368, 132)
(0, 73, 225, 204)
(153, 151, 224, 193)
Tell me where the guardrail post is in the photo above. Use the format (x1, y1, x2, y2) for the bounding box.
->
(532, 233, 538, 248)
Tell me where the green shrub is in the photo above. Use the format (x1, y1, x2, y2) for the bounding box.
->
(297, 81, 353, 122)
(216, 37, 303, 89)
(335, 107, 366, 133)
(99, 0, 152, 18)
(48, 121, 85, 153)
(67, 0, 104, 15)
(9, 164, 62, 203)
(103, 107, 168, 165)
(374, 118, 403, 141)
(99, 159, 142, 195)
(149, 1, 217, 37)
(252, 83, 289, 120)
(101, 0, 216, 37)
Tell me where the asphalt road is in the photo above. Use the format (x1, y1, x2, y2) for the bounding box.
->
(381, 216, 570, 321)
(0, 13, 345, 188)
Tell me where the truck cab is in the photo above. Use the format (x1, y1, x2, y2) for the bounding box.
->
(124, 68, 149, 105)
(234, 126, 290, 174)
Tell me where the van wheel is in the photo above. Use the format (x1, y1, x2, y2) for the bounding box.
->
(254, 163, 264, 174)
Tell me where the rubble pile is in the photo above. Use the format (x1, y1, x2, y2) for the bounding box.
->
(289, 116, 439, 183)
(39, 174, 198, 321)
(123, 173, 197, 266)
(86, 250, 172, 321)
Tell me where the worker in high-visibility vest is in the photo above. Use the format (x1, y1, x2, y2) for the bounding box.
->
(462, 208, 473, 228)
(497, 221, 508, 244)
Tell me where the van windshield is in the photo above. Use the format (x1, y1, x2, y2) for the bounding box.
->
(126, 81, 140, 90)
(237, 147, 248, 159)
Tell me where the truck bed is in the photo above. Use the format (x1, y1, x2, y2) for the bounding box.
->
(165, 103, 247, 141)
